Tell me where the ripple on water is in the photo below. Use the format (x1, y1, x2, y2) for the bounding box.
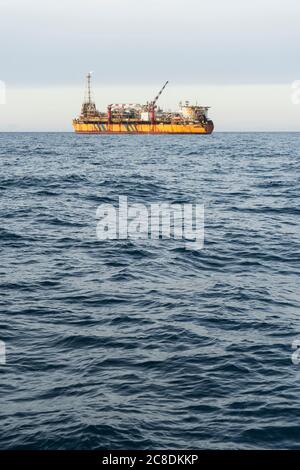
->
(1, 132, 300, 449)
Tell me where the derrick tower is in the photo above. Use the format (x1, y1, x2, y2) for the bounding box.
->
(81, 72, 98, 117)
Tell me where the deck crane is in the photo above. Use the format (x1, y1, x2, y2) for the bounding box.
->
(149, 81, 169, 124)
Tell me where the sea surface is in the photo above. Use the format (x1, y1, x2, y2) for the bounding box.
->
(0, 132, 300, 450)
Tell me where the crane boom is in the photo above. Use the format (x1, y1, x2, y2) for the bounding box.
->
(151, 81, 169, 108)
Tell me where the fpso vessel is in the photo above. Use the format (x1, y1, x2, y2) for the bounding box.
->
(73, 73, 214, 135)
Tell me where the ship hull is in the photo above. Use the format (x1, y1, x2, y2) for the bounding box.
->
(73, 121, 214, 135)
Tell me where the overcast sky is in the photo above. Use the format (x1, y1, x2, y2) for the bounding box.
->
(0, 0, 300, 130)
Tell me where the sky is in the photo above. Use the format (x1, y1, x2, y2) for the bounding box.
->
(0, 0, 300, 131)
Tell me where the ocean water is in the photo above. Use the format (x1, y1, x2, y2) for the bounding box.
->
(0, 132, 300, 450)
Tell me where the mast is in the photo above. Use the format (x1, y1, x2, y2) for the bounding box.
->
(83, 72, 93, 105)
(87, 72, 92, 104)
(81, 72, 98, 117)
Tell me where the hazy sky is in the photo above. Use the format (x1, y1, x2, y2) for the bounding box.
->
(0, 0, 300, 130)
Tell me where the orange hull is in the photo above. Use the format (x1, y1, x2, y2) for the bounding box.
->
(72, 120, 214, 135)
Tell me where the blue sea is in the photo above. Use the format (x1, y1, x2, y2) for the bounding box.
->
(0, 132, 300, 450)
